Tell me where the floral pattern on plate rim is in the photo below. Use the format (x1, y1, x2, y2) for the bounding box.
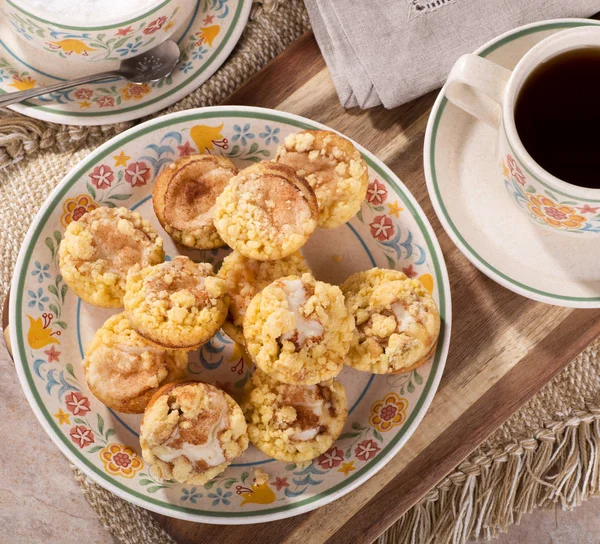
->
(0, 0, 248, 118)
(12, 111, 449, 520)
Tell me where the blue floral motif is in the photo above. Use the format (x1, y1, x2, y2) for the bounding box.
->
(28, 287, 49, 312)
(31, 261, 51, 283)
(208, 487, 232, 506)
(0, 69, 7, 81)
(116, 42, 141, 57)
(179, 61, 193, 74)
(192, 46, 208, 61)
(230, 124, 255, 147)
(181, 487, 202, 504)
(259, 125, 280, 145)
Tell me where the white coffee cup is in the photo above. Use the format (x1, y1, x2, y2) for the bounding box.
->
(445, 27, 600, 235)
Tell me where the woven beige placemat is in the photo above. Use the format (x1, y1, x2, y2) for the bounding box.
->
(2, 4, 600, 543)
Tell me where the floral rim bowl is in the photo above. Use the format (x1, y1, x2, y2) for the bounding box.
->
(2, 0, 195, 62)
(10, 106, 451, 523)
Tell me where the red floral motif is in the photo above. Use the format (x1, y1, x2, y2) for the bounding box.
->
(273, 477, 289, 491)
(369, 215, 394, 241)
(317, 446, 344, 470)
(44, 345, 61, 362)
(65, 391, 91, 416)
(506, 154, 526, 186)
(367, 179, 387, 205)
(97, 95, 115, 108)
(355, 439, 380, 461)
(89, 164, 114, 189)
(177, 141, 195, 157)
(402, 264, 417, 278)
(75, 88, 93, 100)
(115, 26, 133, 36)
(381, 405, 397, 421)
(578, 204, 600, 215)
(144, 16, 167, 34)
(70, 425, 94, 448)
(124, 161, 151, 187)
(113, 452, 132, 468)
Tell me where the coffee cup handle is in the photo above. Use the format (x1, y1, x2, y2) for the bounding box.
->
(445, 54, 512, 128)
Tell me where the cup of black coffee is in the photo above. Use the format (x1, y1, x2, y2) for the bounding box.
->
(444, 27, 600, 235)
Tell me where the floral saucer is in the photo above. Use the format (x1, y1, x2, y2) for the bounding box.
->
(10, 106, 451, 523)
(0, 0, 251, 125)
(425, 19, 600, 308)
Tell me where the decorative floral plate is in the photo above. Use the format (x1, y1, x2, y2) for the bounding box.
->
(424, 19, 600, 308)
(10, 106, 451, 523)
(0, 0, 251, 125)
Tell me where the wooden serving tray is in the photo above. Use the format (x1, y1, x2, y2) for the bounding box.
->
(150, 32, 600, 543)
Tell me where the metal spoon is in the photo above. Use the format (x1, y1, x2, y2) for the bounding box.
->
(0, 40, 181, 108)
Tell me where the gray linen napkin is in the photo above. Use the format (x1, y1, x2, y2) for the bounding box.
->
(305, 0, 600, 109)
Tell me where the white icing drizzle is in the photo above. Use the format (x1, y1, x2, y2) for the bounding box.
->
(291, 428, 319, 441)
(392, 303, 417, 333)
(280, 279, 324, 345)
(289, 385, 331, 442)
(155, 402, 228, 467)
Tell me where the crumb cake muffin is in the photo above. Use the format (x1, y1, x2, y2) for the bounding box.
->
(242, 370, 347, 462)
(140, 381, 248, 484)
(275, 130, 368, 229)
(59, 206, 164, 308)
(217, 250, 309, 344)
(153, 154, 238, 250)
(341, 268, 440, 374)
(243, 272, 355, 385)
(124, 256, 228, 349)
(213, 161, 318, 260)
(82, 313, 188, 414)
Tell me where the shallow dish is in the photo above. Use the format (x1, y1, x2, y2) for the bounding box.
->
(2, 0, 195, 62)
(10, 106, 451, 523)
(0, 0, 251, 124)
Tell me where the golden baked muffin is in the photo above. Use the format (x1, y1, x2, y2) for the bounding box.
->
(213, 161, 318, 261)
(124, 256, 228, 349)
(82, 313, 188, 414)
(153, 154, 238, 250)
(59, 206, 164, 308)
(140, 381, 248, 484)
(243, 272, 355, 385)
(275, 130, 368, 229)
(242, 370, 347, 462)
(341, 268, 440, 374)
(217, 250, 310, 344)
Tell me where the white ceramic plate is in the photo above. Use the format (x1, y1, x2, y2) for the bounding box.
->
(0, 0, 251, 125)
(425, 19, 600, 308)
(10, 106, 451, 523)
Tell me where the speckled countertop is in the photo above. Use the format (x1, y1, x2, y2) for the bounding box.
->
(2, 334, 600, 544)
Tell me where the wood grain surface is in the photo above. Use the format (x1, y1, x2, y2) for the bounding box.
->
(147, 31, 600, 543)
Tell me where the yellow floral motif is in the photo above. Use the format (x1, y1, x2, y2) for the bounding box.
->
(60, 194, 98, 227)
(27, 315, 60, 349)
(526, 194, 587, 230)
(163, 20, 175, 32)
(48, 39, 96, 56)
(54, 408, 70, 425)
(387, 201, 403, 217)
(369, 392, 408, 432)
(120, 82, 151, 101)
(100, 444, 143, 478)
(196, 25, 221, 47)
(501, 159, 510, 180)
(9, 75, 36, 91)
(79, 101, 91, 109)
(113, 151, 131, 167)
(239, 482, 276, 506)
(338, 461, 356, 476)
(418, 273, 434, 295)
(190, 123, 225, 153)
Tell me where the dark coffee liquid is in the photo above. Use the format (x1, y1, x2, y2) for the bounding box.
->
(514, 47, 600, 188)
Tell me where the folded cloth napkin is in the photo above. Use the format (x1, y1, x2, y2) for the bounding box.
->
(305, 0, 600, 109)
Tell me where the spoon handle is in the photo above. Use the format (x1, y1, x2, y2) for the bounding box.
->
(0, 71, 121, 108)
